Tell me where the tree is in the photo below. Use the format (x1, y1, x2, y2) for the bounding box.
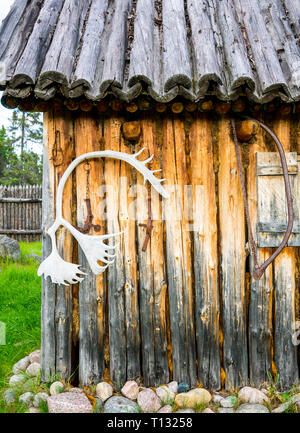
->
(0, 126, 13, 179)
(0, 109, 43, 185)
(2, 151, 42, 185)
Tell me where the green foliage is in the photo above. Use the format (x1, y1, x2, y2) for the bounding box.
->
(0, 242, 42, 413)
(0, 110, 43, 185)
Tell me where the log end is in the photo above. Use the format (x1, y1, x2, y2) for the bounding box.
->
(122, 121, 141, 141)
(236, 120, 258, 142)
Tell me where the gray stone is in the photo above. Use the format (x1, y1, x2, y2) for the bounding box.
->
(29, 350, 41, 364)
(104, 396, 139, 413)
(96, 382, 113, 402)
(68, 387, 84, 393)
(47, 392, 93, 413)
(49, 381, 64, 396)
(12, 356, 30, 374)
(137, 388, 161, 413)
(168, 381, 178, 394)
(156, 385, 175, 403)
(0, 236, 21, 261)
(238, 386, 270, 405)
(3, 389, 17, 404)
(236, 403, 269, 413)
(9, 374, 27, 387)
(220, 395, 238, 408)
(218, 407, 235, 413)
(178, 382, 190, 393)
(175, 408, 195, 413)
(158, 405, 173, 413)
(26, 362, 40, 377)
(202, 408, 215, 413)
(33, 392, 48, 408)
(213, 394, 224, 404)
(27, 254, 42, 264)
(121, 381, 139, 400)
(19, 392, 34, 407)
(26, 407, 41, 413)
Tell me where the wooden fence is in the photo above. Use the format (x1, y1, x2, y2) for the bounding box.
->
(0, 185, 42, 242)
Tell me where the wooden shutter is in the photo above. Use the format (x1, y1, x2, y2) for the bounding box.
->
(256, 152, 300, 247)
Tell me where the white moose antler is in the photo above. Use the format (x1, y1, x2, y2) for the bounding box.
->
(38, 150, 169, 285)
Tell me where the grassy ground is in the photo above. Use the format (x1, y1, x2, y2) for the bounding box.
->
(0, 242, 42, 413)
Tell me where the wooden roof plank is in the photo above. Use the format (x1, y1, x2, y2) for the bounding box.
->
(162, 0, 192, 92)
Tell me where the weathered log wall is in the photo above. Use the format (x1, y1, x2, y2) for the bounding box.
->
(0, 184, 42, 241)
(41, 108, 299, 390)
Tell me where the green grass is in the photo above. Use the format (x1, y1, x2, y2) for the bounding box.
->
(0, 241, 42, 413)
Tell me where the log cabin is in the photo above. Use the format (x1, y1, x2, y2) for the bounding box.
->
(0, 0, 299, 391)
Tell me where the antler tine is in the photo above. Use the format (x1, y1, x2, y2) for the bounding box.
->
(152, 169, 162, 173)
(133, 147, 146, 157)
(142, 154, 154, 165)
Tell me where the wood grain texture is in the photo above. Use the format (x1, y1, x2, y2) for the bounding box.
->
(189, 114, 221, 389)
(41, 111, 56, 381)
(161, 117, 196, 385)
(162, 0, 192, 91)
(119, 125, 141, 381)
(247, 114, 273, 386)
(147, 117, 169, 385)
(272, 117, 298, 390)
(54, 110, 74, 380)
(75, 113, 106, 385)
(136, 116, 169, 386)
(218, 118, 248, 389)
(104, 116, 127, 387)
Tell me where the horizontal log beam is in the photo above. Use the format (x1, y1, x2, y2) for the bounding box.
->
(0, 229, 42, 235)
(0, 198, 42, 203)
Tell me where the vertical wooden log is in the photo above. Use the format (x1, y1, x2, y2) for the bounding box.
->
(41, 112, 56, 381)
(147, 117, 169, 385)
(41, 109, 74, 381)
(247, 115, 273, 387)
(190, 114, 221, 389)
(161, 117, 194, 385)
(173, 117, 197, 386)
(247, 116, 273, 387)
(273, 117, 298, 390)
(136, 124, 156, 386)
(54, 111, 74, 380)
(136, 117, 169, 386)
(104, 116, 127, 387)
(75, 113, 106, 385)
(218, 118, 248, 389)
(119, 131, 141, 381)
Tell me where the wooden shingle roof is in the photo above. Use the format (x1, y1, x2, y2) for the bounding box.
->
(0, 0, 300, 107)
